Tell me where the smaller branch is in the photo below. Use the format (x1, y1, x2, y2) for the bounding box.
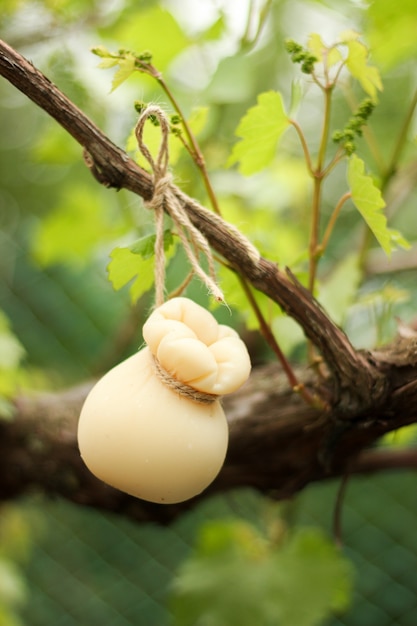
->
(240, 0, 272, 51)
(308, 177, 323, 293)
(0, 38, 387, 412)
(321, 147, 345, 178)
(352, 447, 417, 474)
(332, 58, 346, 87)
(308, 86, 333, 294)
(155, 74, 221, 216)
(316, 86, 333, 172)
(289, 119, 314, 174)
(333, 472, 350, 548)
(237, 275, 321, 407)
(320, 191, 352, 253)
(133, 56, 223, 217)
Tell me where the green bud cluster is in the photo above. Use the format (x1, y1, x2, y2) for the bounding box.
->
(136, 50, 153, 64)
(134, 101, 146, 114)
(170, 114, 181, 126)
(169, 114, 182, 137)
(133, 101, 160, 126)
(284, 39, 317, 74)
(332, 98, 375, 155)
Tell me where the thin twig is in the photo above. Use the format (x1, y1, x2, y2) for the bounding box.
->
(320, 191, 352, 253)
(0, 38, 385, 410)
(237, 275, 321, 407)
(333, 472, 350, 549)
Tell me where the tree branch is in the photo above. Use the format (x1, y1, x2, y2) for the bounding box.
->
(0, 38, 386, 412)
(1, 39, 417, 525)
(1, 361, 416, 525)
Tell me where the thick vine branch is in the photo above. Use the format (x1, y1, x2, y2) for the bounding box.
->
(0, 38, 386, 412)
(1, 361, 417, 525)
(1, 39, 417, 525)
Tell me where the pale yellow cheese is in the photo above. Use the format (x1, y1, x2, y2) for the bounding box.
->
(77, 297, 251, 504)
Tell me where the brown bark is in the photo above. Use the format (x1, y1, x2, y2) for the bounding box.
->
(0, 38, 383, 412)
(1, 39, 417, 525)
(1, 357, 417, 524)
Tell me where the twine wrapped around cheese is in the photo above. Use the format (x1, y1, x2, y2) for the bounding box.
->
(143, 297, 251, 397)
(151, 355, 219, 404)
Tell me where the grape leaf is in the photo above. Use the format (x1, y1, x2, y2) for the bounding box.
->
(32, 185, 126, 266)
(110, 54, 136, 91)
(227, 91, 290, 175)
(107, 230, 174, 302)
(308, 33, 342, 67)
(347, 154, 409, 255)
(108, 5, 189, 72)
(345, 38, 382, 100)
(275, 528, 354, 625)
(171, 520, 353, 626)
(96, 57, 119, 69)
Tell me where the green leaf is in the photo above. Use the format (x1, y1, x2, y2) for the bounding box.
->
(171, 520, 353, 626)
(107, 247, 153, 302)
(228, 91, 290, 175)
(130, 230, 173, 258)
(308, 34, 342, 67)
(107, 230, 174, 303)
(91, 45, 112, 58)
(108, 6, 189, 72)
(275, 528, 354, 624)
(345, 39, 382, 101)
(32, 185, 126, 266)
(347, 154, 408, 255)
(383, 423, 417, 448)
(110, 54, 136, 91)
(97, 57, 119, 69)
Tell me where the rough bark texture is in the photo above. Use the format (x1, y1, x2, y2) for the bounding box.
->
(1, 39, 417, 525)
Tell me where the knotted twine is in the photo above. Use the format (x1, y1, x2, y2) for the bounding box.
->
(135, 105, 224, 308)
(135, 105, 225, 404)
(135, 105, 260, 404)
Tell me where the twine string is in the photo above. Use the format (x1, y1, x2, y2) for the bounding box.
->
(152, 355, 219, 405)
(135, 105, 260, 403)
(135, 105, 224, 307)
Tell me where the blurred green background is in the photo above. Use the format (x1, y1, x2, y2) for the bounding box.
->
(1, 0, 417, 624)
